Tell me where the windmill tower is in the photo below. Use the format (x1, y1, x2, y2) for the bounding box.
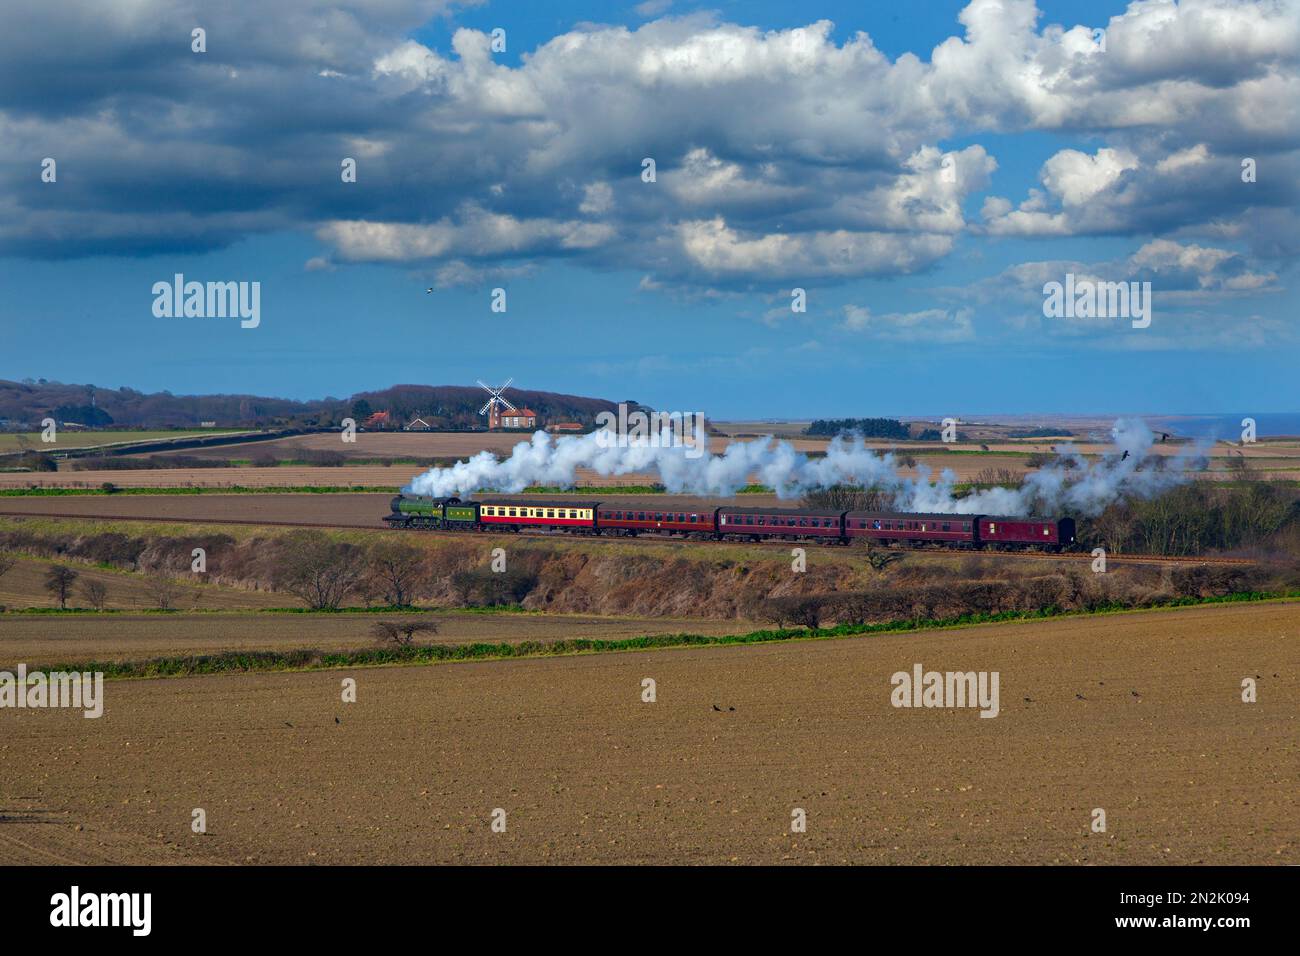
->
(478, 378, 517, 430)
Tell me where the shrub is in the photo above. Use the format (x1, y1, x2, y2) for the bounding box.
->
(758, 594, 828, 629)
(371, 620, 440, 647)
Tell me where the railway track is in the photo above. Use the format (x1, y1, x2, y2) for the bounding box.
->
(0, 509, 1259, 567)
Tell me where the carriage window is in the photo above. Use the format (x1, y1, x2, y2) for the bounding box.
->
(746, 516, 755, 525)
(637, 512, 646, 521)
(509, 508, 517, 517)
(677, 514, 685, 522)
(690, 514, 698, 523)
(546, 510, 555, 518)
(942, 523, 950, 532)
(962, 522, 970, 531)
(873, 520, 881, 529)
(1043, 526, 1050, 535)
(757, 516, 765, 526)
(988, 523, 996, 533)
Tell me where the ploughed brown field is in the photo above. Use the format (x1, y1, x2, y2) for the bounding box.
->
(0, 611, 756, 666)
(5, 426, 1299, 489)
(148, 431, 837, 461)
(1, 600, 1294, 865)
(0, 492, 397, 526)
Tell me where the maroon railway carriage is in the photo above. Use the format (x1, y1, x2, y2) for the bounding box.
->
(717, 506, 844, 540)
(595, 504, 716, 536)
(975, 515, 1075, 550)
(478, 498, 598, 532)
(844, 512, 977, 546)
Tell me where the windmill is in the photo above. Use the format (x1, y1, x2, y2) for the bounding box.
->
(478, 378, 516, 430)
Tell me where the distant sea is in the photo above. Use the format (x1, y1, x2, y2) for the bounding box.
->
(1148, 414, 1300, 441)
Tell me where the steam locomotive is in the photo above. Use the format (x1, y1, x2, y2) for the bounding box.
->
(384, 494, 1076, 550)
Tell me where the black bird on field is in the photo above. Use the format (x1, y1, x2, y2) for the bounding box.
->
(1121, 450, 1131, 461)
(1160, 432, 1171, 443)
(712, 704, 721, 712)
(334, 716, 341, 724)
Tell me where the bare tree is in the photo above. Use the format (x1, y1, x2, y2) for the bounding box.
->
(144, 574, 183, 610)
(82, 579, 109, 611)
(366, 540, 426, 607)
(370, 619, 440, 647)
(277, 530, 366, 610)
(44, 564, 79, 609)
(0, 551, 15, 583)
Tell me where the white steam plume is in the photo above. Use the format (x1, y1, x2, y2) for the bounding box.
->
(403, 418, 1206, 516)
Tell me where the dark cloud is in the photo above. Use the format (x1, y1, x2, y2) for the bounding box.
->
(0, 0, 1296, 295)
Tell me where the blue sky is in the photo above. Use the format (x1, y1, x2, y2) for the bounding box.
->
(1, 0, 1296, 418)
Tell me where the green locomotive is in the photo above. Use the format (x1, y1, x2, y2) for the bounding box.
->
(383, 495, 480, 530)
